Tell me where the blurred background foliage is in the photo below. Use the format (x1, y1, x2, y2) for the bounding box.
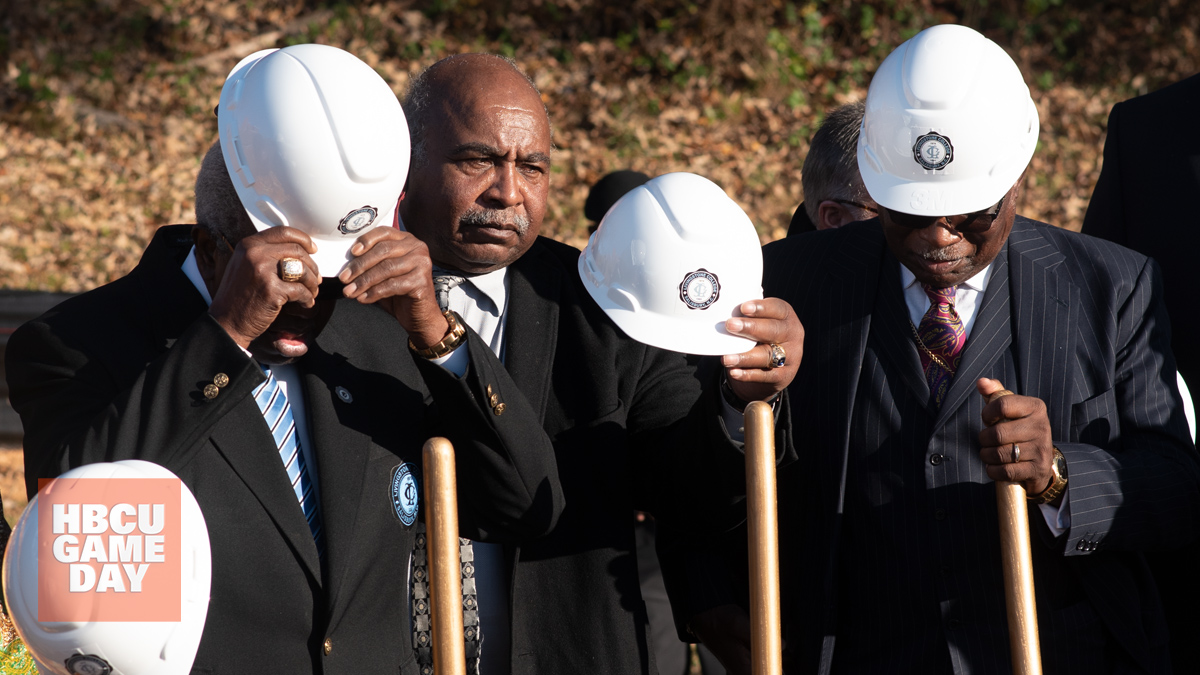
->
(0, 0, 1196, 291)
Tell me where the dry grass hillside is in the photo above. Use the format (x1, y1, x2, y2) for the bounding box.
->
(1, 0, 1197, 293)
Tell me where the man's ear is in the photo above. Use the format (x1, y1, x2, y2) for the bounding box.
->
(816, 200, 852, 230)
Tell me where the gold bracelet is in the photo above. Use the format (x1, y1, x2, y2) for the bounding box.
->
(409, 310, 468, 359)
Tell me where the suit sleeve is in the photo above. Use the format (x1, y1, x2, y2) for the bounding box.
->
(1081, 102, 1128, 245)
(7, 312, 264, 498)
(1057, 256, 1200, 555)
(412, 329, 564, 542)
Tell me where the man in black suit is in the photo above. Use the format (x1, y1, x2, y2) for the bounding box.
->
(689, 25, 1200, 674)
(1081, 71, 1200, 674)
(394, 53, 802, 674)
(6, 140, 563, 674)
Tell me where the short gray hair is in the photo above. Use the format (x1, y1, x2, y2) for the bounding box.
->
(402, 54, 550, 169)
(802, 102, 872, 223)
(194, 140, 254, 250)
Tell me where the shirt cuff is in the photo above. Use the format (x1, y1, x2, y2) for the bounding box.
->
(1037, 489, 1071, 537)
(430, 340, 469, 377)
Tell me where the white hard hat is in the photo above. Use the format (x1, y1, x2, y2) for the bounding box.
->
(857, 24, 1039, 216)
(3, 461, 211, 675)
(578, 172, 763, 355)
(217, 44, 410, 277)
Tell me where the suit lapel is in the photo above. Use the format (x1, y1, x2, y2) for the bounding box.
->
(209, 401, 323, 582)
(873, 252, 934, 412)
(1005, 219, 1076, 432)
(932, 245, 1014, 428)
(504, 240, 562, 422)
(813, 224, 886, 509)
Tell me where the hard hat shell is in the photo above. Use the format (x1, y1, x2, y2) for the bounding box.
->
(217, 44, 410, 276)
(3, 461, 212, 675)
(579, 172, 763, 356)
(857, 24, 1039, 216)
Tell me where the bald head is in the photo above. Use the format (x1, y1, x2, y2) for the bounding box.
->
(398, 54, 553, 274)
(404, 54, 550, 169)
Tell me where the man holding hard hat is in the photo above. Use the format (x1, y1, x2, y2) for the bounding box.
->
(395, 53, 802, 674)
(687, 24, 1200, 674)
(6, 45, 562, 674)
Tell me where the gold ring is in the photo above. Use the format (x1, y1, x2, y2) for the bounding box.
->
(1011, 443, 1020, 463)
(768, 343, 786, 369)
(279, 258, 304, 283)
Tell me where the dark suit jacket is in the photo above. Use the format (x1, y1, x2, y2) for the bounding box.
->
(759, 217, 1200, 674)
(6, 225, 563, 675)
(1082, 73, 1200, 403)
(499, 236, 782, 675)
(1080, 73, 1200, 672)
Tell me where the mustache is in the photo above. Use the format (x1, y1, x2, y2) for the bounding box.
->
(921, 247, 961, 262)
(459, 208, 530, 233)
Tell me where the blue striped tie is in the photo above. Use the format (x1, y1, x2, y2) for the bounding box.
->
(253, 367, 324, 555)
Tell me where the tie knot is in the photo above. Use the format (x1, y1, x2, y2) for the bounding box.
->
(432, 273, 467, 312)
(922, 283, 957, 306)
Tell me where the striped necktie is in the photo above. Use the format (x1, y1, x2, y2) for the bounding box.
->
(253, 367, 324, 555)
(411, 270, 483, 675)
(914, 284, 966, 406)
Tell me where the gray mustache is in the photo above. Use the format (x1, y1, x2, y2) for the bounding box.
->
(922, 248, 960, 262)
(460, 209, 530, 233)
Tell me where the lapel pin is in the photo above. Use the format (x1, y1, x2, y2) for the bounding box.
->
(335, 386, 353, 403)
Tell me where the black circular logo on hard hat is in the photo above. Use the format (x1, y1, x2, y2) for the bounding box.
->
(679, 269, 721, 310)
(913, 132, 954, 170)
(65, 655, 113, 675)
(338, 205, 379, 235)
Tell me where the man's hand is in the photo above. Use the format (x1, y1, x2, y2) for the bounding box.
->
(338, 227, 450, 349)
(722, 298, 804, 403)
(688, 604, 753, 675)
(976, 377, 1058, 499)
(209, 227, 320, 350)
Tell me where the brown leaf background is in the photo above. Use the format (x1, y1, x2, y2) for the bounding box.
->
(1, 0, 1196, 294)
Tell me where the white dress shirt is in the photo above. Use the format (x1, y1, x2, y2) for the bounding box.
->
(898, 262, 1069, 535)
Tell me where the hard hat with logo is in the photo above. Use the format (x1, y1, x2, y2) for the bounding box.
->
(217, 43, 410, 276)
(857, 24, 1039, 216)
(3, 461, 211, 675)
(579, 172, 763, 356)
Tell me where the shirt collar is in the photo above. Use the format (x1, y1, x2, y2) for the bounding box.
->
(182, 246, 214, 306)
(899, 261, 993, 294)
(397, 215, 510, 309)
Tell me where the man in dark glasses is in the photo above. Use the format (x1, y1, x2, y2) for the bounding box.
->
(685, 24, 1198, 675)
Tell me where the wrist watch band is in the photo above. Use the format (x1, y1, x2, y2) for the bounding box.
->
(1028, 446, 1068, 505)
(409, 310, 468, 359)
(720, 374, 780, 413)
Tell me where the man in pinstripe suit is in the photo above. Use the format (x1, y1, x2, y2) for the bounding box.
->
(686, 26, 1200, 674)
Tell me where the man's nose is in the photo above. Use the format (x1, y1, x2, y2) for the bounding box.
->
(916, 219, 963, 248)
(484, 162, 522, 208)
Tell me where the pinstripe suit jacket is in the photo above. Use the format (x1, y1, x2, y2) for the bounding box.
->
(762, 216, 1200, 674)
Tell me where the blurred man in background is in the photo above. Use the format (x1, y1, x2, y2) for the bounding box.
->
(787, 101, 877, 236)
(1081, 71, 1200, 674)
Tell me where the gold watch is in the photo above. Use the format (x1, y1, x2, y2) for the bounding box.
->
(409, 310, 468, 359)
(1028, 446, 1068, 505)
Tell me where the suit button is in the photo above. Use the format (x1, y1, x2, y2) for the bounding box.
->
(213, 372, 229, 387)
(930, 454, 944, 466)
(324, 638, 333, 655)
(935, 509, 947, 521)
(203, 384, 219, 399)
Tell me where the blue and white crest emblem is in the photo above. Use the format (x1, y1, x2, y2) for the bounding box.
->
(679, 268, 720, 310)
(339, 205, 379, 235)
(390, 463, 419, 526)
(912, 132, 954, 171)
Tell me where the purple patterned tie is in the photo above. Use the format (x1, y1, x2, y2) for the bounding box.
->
(915, 284, 966, 406)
